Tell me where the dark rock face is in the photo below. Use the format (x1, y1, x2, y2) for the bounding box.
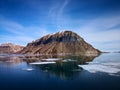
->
(32, 31, 81, 46)
(0, 43, 24, 54)
(20, 31, 101, 55)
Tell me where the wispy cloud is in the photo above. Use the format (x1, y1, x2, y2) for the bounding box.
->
(58, 0, 69, 15)
(48, 0, 70, 29)
(0, 35, 34, 46)
(74, 15, 120, 51)
(49, 0, 69, 17)
(0, 15, 50, 45)
(0, 18, 24, 35)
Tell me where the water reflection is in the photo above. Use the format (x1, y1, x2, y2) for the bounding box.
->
(0, 54, 97, 79)
(0, 55, 23, 65)
(24, 55, 97, 64)
(33, 61, 82, 79)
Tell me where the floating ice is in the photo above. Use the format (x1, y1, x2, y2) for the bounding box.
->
(102, 62, 120, 67)
(42, 58, 61, 61)
(30, 61, 56, 65)
(62, 59, 76, 62)
(22, 68, 34, 71)
(86, 61, 99, 64)
(78, 62, 120, 76)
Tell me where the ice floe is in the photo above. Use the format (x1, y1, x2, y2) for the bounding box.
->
(62, 59, 76, 62)
(22, 68, 34, 71)
(30, 61, 56, 65)
(42, 58, 61, 61)
(78, 62, 120, 76)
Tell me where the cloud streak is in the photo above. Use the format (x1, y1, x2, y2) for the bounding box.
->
(48, 0, 70, 30)
(72, 14, 120, 51)
(0, 15, 50, 46)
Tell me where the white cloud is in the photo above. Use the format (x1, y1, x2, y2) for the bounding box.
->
(0, 35, 34, 46)
(48, 0, 70, 29)
(48, 0, 69, 17)
(81, 29, 120, 43)
(0, 18, 25, 35)
(74, 15, 120, 51)
(58, 0, 69, 15)
(0, 15, 50, 45)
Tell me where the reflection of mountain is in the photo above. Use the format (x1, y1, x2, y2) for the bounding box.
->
(28, 55, 97, 79)
(20, 31, 101, 55)
(0, 54, 23, 64)
(34, 61, 82, 79)
(0, 53, 97, 79)
(24, 54, 96, 64)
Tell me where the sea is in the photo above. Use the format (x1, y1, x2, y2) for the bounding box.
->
(0, 53, 120, 90)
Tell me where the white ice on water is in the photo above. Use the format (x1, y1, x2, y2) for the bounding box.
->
(42, 58, 61, 61)
(78, 62, 120, 76)
(22, 68, 34, 71)
(30, 61, 56, 65)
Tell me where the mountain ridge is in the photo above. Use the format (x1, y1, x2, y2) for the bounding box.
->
(19, 30, 101, 56)
(0, 43, 24, 54)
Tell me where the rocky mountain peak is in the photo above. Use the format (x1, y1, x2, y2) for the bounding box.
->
(20, 30, 101, 55)
(29, 30, 83, 47)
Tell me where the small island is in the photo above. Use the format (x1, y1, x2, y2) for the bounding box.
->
(19, 30, 101, 56)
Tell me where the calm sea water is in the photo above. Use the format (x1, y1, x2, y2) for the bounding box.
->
(0, 53, 120, 90)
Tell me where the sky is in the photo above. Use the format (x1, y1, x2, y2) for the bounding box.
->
(0, 0, 120, 52)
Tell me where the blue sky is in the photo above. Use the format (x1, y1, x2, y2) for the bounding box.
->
(0, 0, 120, 52)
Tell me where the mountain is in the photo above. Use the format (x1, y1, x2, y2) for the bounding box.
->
(19, 31, 101, 56)
(0, 43, 24, 54)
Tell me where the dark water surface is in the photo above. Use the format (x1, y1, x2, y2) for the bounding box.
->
(0, 53, 120, 90)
